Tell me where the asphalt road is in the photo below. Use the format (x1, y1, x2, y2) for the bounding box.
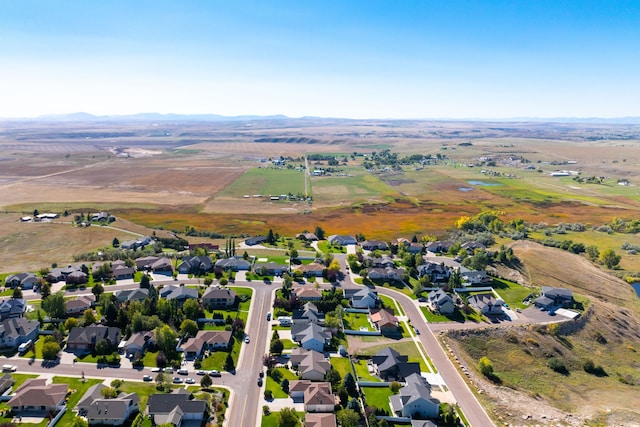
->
(19, 259, 495, 427)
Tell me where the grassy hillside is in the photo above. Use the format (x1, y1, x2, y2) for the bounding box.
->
(448, 242, 640, 426)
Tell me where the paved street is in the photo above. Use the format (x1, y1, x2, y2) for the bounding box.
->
(15, 256, 497, 427)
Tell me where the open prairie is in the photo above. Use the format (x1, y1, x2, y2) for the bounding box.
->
(2, 118, 640, 268)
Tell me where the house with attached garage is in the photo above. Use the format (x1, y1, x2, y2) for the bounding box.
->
(177, 255, 213, 275)
(327, 235, 357, 246)
(244, 235, 267, 246)
(389, 372, 440, 419)
(7, 378, 68, 413)
(215, 256, 252, 271)
(0, 299, 26, 321)
(179, 330, 232, 359)
(295, 262, 325, 277)
(65, 294, 95, 316)
(426, 289, 455, 314)
(366, 266, 405, 282)
(76, 383, 139, 426)
(146, 389, 207, 426)
(115, 288, 149, 303)
(369, 307, 399, 336)
(417, 262, 450, 284)
(292, 323, 332, 353)
(371, 347, 420, 382)
(288, 381, 336, 412)
(253, 261, 289, 276)
(290, 348, 331, 381)
(202, 287, 236, 308)
(159, 285, 198, 307)
(293, 287, 323, 301)
(5, 272, 38, 290)
(344, 288, 378, 309)
(122, 330, 156, 359)
(535, 286, 574, 310)
(67, 325, 121, 353)
(360, 240, 389, 251)
(304, 413, 337, 427)
(468, 293, 503, 315)
(0, 317, 39, 349)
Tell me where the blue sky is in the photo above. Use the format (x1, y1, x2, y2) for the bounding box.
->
(1, 0, 639, 119)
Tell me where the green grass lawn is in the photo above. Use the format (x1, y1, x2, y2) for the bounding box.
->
(353, 358, 379, 382)
(490, 278, 535, 309)
(281, 339, 297, 350)
(330, 357, 354, 379)
(53, 377, 102, 426)
(362, 386, 394, 411)
(265, 368, 299, 399)
(221, 167, 306, 198)
(358, 341, 429, 372)
(342, 312, 373, 331)
(366, 278, 415, 298)
(379, 294, 405, 316)
(19, 338, 43, 359)
(421, 306, 484, 323)
(261, 410, 304, 427)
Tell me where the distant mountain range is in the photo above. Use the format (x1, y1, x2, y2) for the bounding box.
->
(3, 112, 640, 124)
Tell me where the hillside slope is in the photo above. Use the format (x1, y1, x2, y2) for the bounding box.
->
(448, 241, 640, 426)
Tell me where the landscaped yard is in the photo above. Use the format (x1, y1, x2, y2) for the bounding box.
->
(353, 358, 379, 382)
(362, 386, 395, 412)
(490, 277, 535, 309)
(330, 356, 354, 379)
(342, 312, 373, 331)
(200, 335, 242, 371)
(265, 367, 299, 399)
(358, 340, 429, 372)
(379, 294, 404, 316)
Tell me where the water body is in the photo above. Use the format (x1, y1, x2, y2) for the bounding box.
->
(468, 180, 502, 186)
(458, 187, 474, 192)
(632, 282, 640, 297)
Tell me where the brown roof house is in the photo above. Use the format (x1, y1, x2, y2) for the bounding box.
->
(178, 330, 232, 359)
(66, 294, 96, 316)
(290, 348, 331, 381)
(202, 287, 236, 309)
(289, 381, 336, 412)
(8, 378, 68, 414)
(76, 383, 139, 426)
(67, 325, 121, 353)
(369, 307, 399, 336)
(305, 413, 337, 427)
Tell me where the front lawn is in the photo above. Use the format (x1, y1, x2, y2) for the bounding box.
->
(490, 277, 534, 309)
(266, 368, 299, 399)
(379, 294, 404, 316)
(53, 377, 102, 426)
(200, 335, 242, 371)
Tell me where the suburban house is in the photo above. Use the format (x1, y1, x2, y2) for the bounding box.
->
(535, 287, 574, 310)
(146, 389, 207, 426)
(66, 270, 88, 285)
(293, 287, 323, 301)
(65, 294, 95, 316)
(253, 262, 289, 276)
(214, 257, 252, 271)
(202, 287, 236, 308)
(371, 348, 420, 381)
(417, 262, 450, 284)
(366, 266, 404, 282)
(360, 240, 389, 251)
(47, 265, 82, 283)
(76, 383, 139, 426)
(115, 288, 149, 303)
(293, 303, 326, 325)
(7, 378, 68, 413)
(344, 288, 378, 309)
(244, 235, 267, 246)
(112, 264, 135, 280)
(304, 413, 337, 427)
(120, 236, 153, 250)
(289, 381, 336, 412)
(160, 285, 199, 307)
(425, 240, 454, 254)
(369, 308, 399, 336)
(292, 323, 332, 353)
(407, 242, 425, 254)
(0, 374, 15, 396)
(364, 255, 395, 269)
(461, 241, 487, 252)
(468, 293, 504, 315)
(389, 373, 440, 419)
(177, 256, 213, 275)
(67, 325, 121, 353)
(0, 317, 39, 349)
(296, 232, 319, 241)
(426, 289, 455, 315)
(295, 263, 325, 277)
(0, 299, 26, 321)
(122, 330, 156, 359)
(179, 330, 232, 359)
(5, 272, 38, 289)
(327, 235, 357, 246)
(135, 256, 173, 274)
(459, 267, 490, 285)
(290, 348, 331, 381)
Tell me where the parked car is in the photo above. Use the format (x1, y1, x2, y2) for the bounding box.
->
(209, 370, 222, 377)
(151, 367, 163, 373)
(142, 375, 153, 381)
(177, 368, 188, 375)
(185, 378, 195, 384)
(165, 367, 174, 374)
(266, 312, 271, 321)
(172, 377, 183, 384)
(257, 377, 263, 387)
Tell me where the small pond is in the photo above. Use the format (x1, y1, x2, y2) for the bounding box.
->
(468, 180, 502, 186)
(632, 282, 640, 297)
(458, 187, 474, 192)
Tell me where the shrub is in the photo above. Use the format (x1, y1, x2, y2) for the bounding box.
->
(547, 357, 569, 375)
(583, 359, 608, 377)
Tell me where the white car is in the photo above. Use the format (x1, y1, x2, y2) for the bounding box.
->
(244, 336, 250, 344)
(151, 367, 163, 373)
(185, 378, 195, 384)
